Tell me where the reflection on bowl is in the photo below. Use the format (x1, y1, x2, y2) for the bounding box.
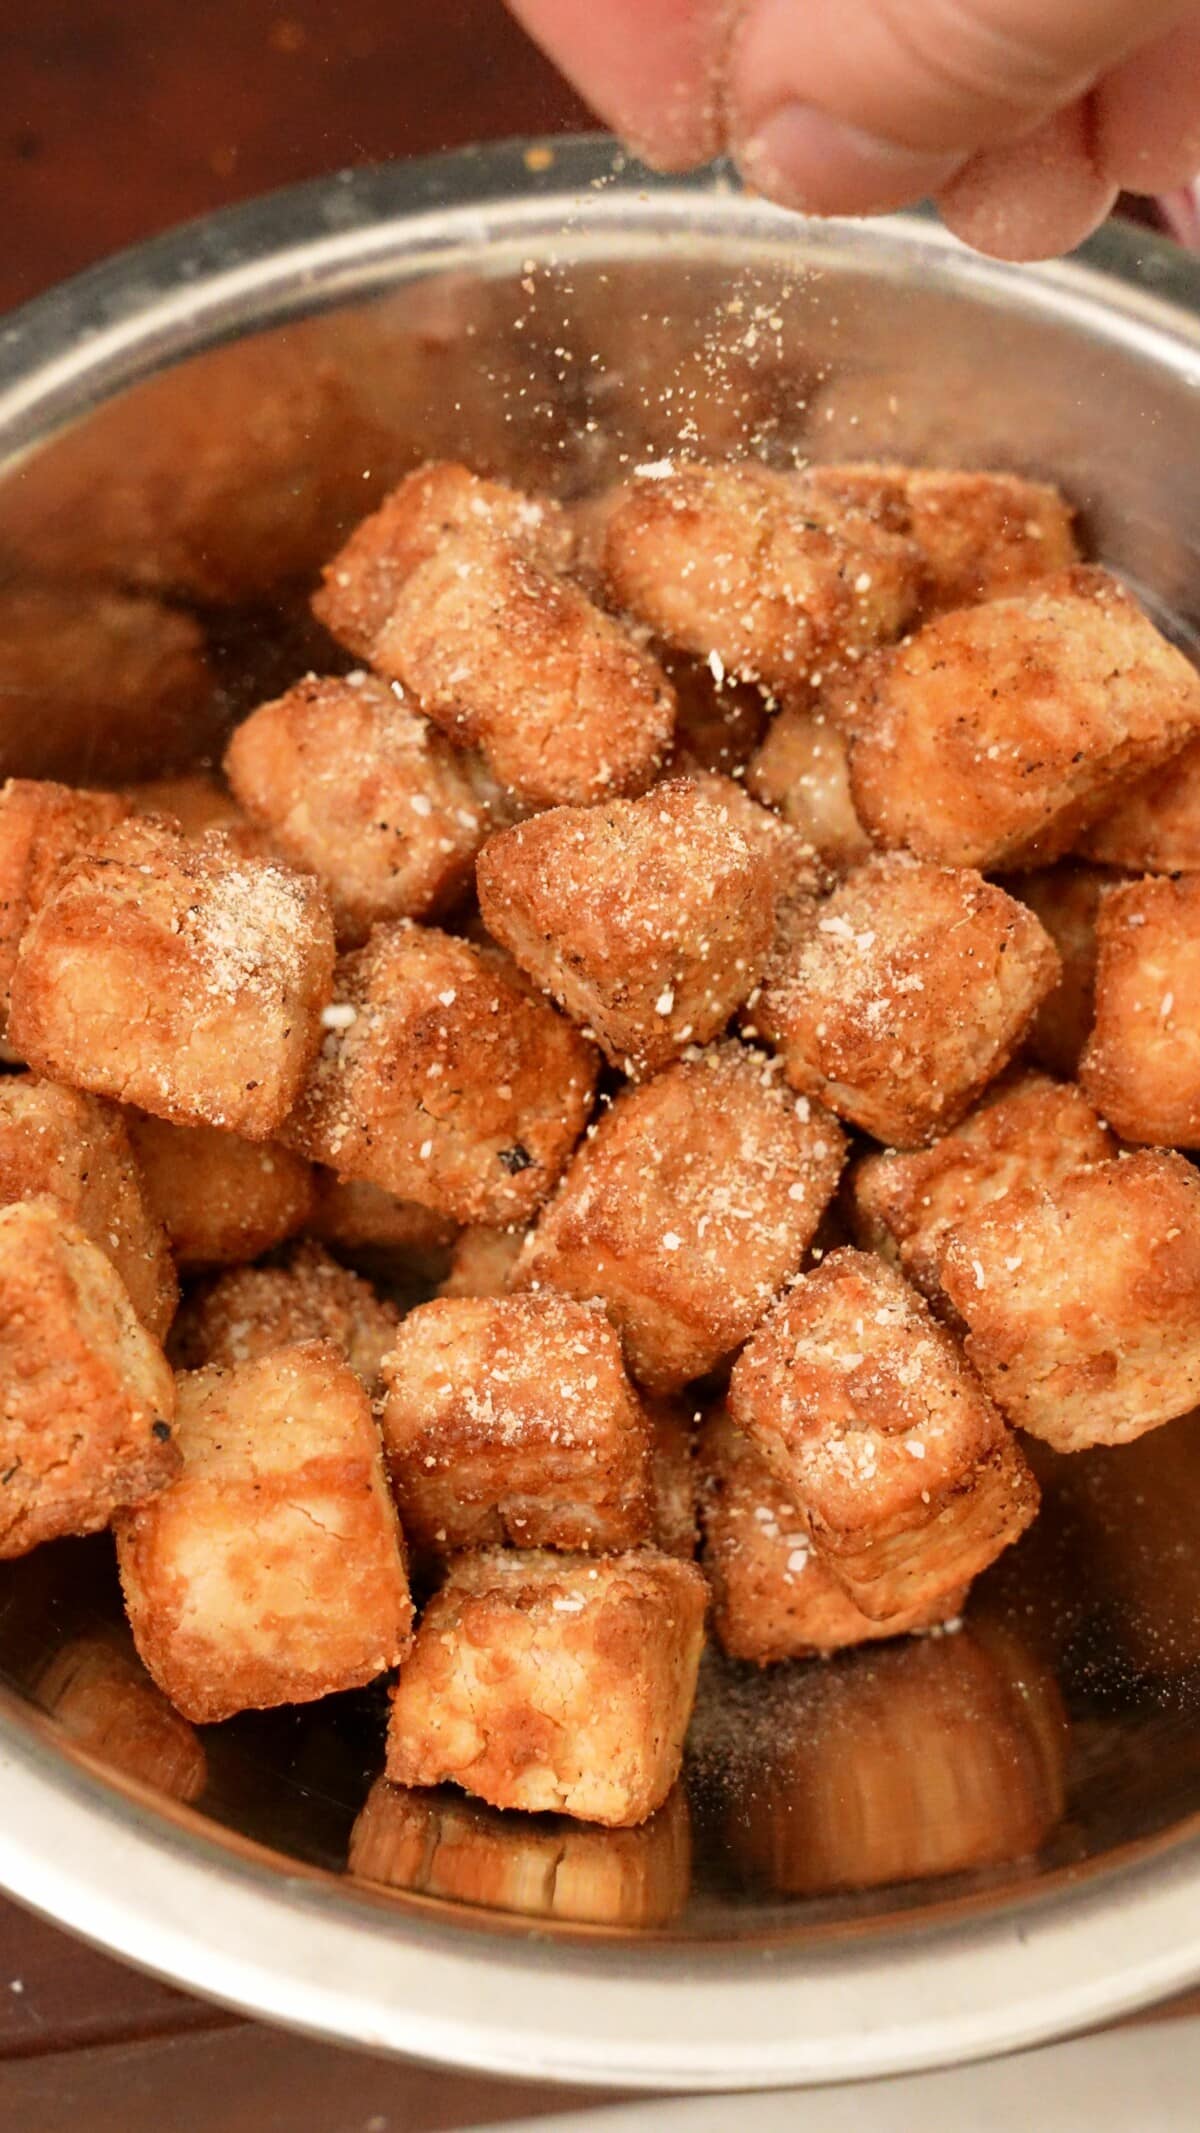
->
(35, 1622, 206, 1803)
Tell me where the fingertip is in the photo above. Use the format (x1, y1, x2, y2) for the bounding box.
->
(736, 106, 966, 217)
(937, 104, 1119, 261)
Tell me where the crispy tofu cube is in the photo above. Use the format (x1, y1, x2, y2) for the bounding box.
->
(700, 1411, 965, 1664)
(843, 567, 1200, 869)
(313, 461, 574, 659)
(385, 1549, 707, 1826)
(116, 1342, 412, 1723)
(941, 1150, 1200, 1451)
(728, 1249, 1037, 1618)
(1076, 733, 1200, 872)
(373, 530, 676, 808)
(349, 1777, 691, 1927)
(437, 1224, 524, 1298)
(665, 650, 769, 775)
(804, 463, 1078, 610)
(310, 1170, 458, 1280)
(476, 779, 777, 1074)
(718, 1623, 1065, 1895)
(746, 702, 872, 875)
(599, 461, 921, 695)
(225, 672, 494, 943)
(0, 779, 131, 1057)
(852, 1070, 1116, 1298)
(36, 1627, 207, 1802)
(0, 1198, 177, 1558)
(125, 772, 273, 859)
(8, 817, 335, 1137)
(647, 1400, 698, 1560)
(123, 1113, 314, 1271)
(284, 920, 598, 1227)
(1081, 874, 1200, 1145)
(755, 853, 1058, 1146)
(1008, 860, 1118, 1078)
(514, 1040, 845, 1393)
(0, 1076, 176, 1337)
(169, 1240, 399, 1392)
(676, 770, 824, 906)
(380, 1294, 652, 1558)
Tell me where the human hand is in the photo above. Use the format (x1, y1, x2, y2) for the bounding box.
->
(506, 0, 1200, 257)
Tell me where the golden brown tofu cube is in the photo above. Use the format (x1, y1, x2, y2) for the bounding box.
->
(8, 817, 336, 1138)
(718, 1623, 1065, 1895)
(746, 702, 872, 875)
(349, 1777, 691, 1927)
(381, 1294, 652, 1558)
(0, 1076, 176, 1338)
(125, 772, 273, 860)
(311, 1170, 458, 1281)
(1075, 733, 1200, 873)
(225, 672, 494, 943)
(477, 779, 776, 1075)
(843, 567, 1200, 870)
(515, 1040, 845, 1393)
(373, 530, 676, 809)
(170, 1240, 399, 1393)
(804, 463, 1078, 610)
(123, 1113, 314, 1271)
(1081, 874, 1200, 1146)
(599, 461, 921, 695)
(647, 1400, 699, 1560)
(436, 1224, 524, 1299)
(36, 1627, 206, 1803)
(313, 460, 574, 659)
(852, 1070, 1116, 1299)
(941, 1149, 1200, 1452)
(728, 1249, 1037, 1619)
(385, 1549, 707, 1826)
(0, 1198, 177, 1558)
(284, 920, 598, 1227)
(1008, 860, 1119, 1078)
(116, 1341, 412, 1723)
(699, 1409, 965, 1664)
(755, 853, 1058, 1147)
(0, 778, 132, 1057)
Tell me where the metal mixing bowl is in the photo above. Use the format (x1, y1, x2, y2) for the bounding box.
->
(1, 136, 1200, 2091)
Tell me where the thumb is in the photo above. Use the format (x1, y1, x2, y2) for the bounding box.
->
(731, 0, 1197, 211)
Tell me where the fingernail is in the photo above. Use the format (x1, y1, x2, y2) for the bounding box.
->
(738, 103, 965, 215)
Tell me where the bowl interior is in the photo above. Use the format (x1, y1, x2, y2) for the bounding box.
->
(1, 153, 1199, 1959)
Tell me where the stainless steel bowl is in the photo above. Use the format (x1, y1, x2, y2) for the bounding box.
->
(1, 136, 1200, 2091)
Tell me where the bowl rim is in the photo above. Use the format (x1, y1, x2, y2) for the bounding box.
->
(2, 135, 1200, 2088)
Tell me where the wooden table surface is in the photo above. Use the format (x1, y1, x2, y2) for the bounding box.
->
(0, 6, 1195, 2124)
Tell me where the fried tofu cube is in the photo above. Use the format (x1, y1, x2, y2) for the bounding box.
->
(8, 817, 336, 1137)
(437, 1224, 525, 1298)
(0, 1198, 177, 1558)
(385, 1549, 707, 1826)
(1075, 733, 1200, 873)
(1008, 860, 1118, 1078)
(169, 1240, 399, 1393)
(310, 1170, 458, 1281)
(843, 567, 1200, 869)
(373, 530, 676, 809)
(941, 1150, 1200, 1451)
(349, 1777, 691, 1927)
(284, 920, 598, 1227)
(476, 779, 777, 1074)
(804, 463, 1078, 610)
(755, 853, 1058, 1146)
(1081, 874, 1200, 1145)
(852, 1070, 1116, 1299)
(225, 672, 494, 943)
(313, 461, 574, 659)
(700, 1410, 965, 1664)
(0, 1076, 176, 1337)
(514, 1040, 845, 1393)
(116, 1342, 412, 1723)
(728, 1249, 1037, 1619)
(123, 1113, 314, 1271)
(746, 702, 872, 874)
(599, 461, 920, 696)
(125, 772, 273, 860)
(719, 1623, 1065, 1895)
(0, 778, 131, 1056)
(36, 1627, 207, 1802)
(380, 1294, 652, 1558)
(647, 1400, 698, 1560)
